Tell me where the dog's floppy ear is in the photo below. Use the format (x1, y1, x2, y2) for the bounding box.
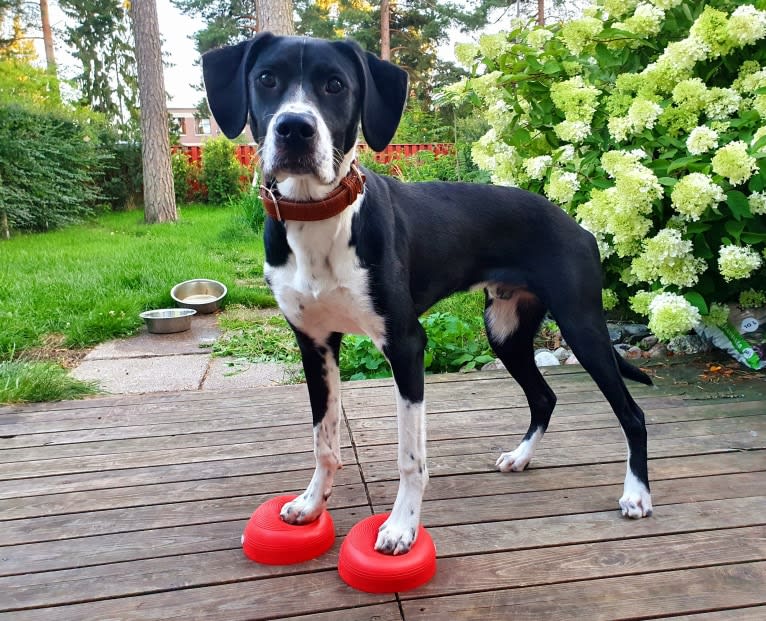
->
(335, 40, 408, 152)
(202, 33, 274, 139)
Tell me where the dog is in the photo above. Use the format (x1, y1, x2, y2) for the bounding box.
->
(202, 33, 654, 556)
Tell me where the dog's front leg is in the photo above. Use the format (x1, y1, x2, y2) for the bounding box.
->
(375, 322, 428, 555)
(280, 330, 343, 525)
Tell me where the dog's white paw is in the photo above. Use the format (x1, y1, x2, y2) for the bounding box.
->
(280, 492, 325, 525)
(496, 442, 535, 472)
(496, 430, 543, 473)
(619, 471, 653, 518)
(375, 515, 418, 555)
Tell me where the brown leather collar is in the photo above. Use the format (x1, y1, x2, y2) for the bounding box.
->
(260, 165, 365, 222)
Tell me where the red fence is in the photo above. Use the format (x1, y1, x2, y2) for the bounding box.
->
(178, 143, 454, 169)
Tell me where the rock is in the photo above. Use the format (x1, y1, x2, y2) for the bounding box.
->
(613, 343, 630, 358)
(565, 353, 579, 365)
(607, 324, 624, 343)
(625, 346, 643, 360)
(667, 335, 711, 355)
(639, 335, 659, 350)
(648, 343, 667, 359)
(481, 358, 506, 371)
(553, 347, 571, 362)
(623, 323, 651, 343)
(535, 351, 560, 367)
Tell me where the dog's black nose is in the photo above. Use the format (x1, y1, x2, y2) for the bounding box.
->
(274, 113, 317, 141)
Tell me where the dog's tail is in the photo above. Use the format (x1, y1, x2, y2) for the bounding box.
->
(615, 353, 653, 386)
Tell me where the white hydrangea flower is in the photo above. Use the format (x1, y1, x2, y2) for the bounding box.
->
(749, 191, 766, 215)
(727, 5, 766, 47)
(705, 88, 741, 120)
(711, 141, 757, 185)
(524, 155, 553, 180)
(557, 144, 576, 162)
(545, 169, 580, 204)
(648, 292, 702, 341)
(631, 228, 706, 287)
(718, 245, 763, 281)
(628, 98, 663, 131)
(478, 33, 511, 59)
(560, 17, 603, 55)
(648, 0, 682, 9)
(686, 126, 719, 155)
(608, 116, 632, 142)
(621, 2, 665, 37)
(454, 43, 479, 66)
(527, 28, 554, 49)
(671, 173, 725, 221)
(554, 120, 591, 144)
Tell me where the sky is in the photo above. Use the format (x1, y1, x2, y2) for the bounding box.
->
(34, 0, 206, 108)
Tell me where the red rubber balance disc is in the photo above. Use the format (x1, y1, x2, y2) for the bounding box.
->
(338, 513, 437, 593)
(241, 495, 335, 565)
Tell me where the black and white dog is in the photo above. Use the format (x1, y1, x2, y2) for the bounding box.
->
(203, 34, 653, 556)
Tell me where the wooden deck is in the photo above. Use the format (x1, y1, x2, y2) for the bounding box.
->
(1, 362, 764, 620)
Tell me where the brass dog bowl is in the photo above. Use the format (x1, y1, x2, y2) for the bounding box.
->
(171, 279, 227, 314)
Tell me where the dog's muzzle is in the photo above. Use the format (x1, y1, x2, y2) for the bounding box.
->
(269, 112, 319, 174)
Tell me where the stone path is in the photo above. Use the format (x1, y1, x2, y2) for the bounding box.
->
(71, 314, 298, 395)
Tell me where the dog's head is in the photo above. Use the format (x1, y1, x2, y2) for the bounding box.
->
(202, 34, 408, 196)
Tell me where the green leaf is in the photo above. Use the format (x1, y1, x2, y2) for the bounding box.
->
(658, 177, 677, 187)
(742, 232, 766, 244)
(667, 156, 700, 173)
(726, 190, 751, 221)
(724, 220, 745, 243)
(684, 291, 708, 316)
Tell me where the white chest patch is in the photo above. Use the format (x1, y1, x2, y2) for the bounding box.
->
(264, 196, 387, 347)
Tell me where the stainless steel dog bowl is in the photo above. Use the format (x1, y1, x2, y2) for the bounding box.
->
(140, 308, 197, 334)
(171, 279, 227, 314)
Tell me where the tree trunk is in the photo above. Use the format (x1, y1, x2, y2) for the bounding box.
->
(130, 0, 177, 224)
(381, 0, 390, 60)
(256, 0, 294, 35)
(537, 0, 545, 26)
(39, 0, 57, 72)
(0, 208, 9, 240)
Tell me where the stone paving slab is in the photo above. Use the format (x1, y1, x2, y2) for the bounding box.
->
(83, 314, 220, 360)
(72, 354, 211, 394)
(201, 358, 301, 391)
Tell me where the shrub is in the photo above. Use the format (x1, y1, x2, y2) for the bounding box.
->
(201, 136, 245, 204)
(452, 1, 766, 339)
(101, 139, 143, 210)
(171, 150, 195, 204)
(340, 311, 493, 380)
(0, 104, 106, 233)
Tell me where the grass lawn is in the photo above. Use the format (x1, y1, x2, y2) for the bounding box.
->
(0, 204, 274, 361)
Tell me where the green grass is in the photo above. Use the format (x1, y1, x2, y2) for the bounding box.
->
(0, 360, 101, 403)
(0, 204, 275, 359)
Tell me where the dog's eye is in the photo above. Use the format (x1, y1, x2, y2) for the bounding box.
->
(259, 72, 276, 88)
(325, 78, 343, 94)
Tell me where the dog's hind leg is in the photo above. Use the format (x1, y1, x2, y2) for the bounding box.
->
(555, 309, 653, 518)
(375, 318, 429, 555)
(485, 289, 556, 472)
(280, 329, 343, 525)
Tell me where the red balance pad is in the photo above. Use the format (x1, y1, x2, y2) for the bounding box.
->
(241, 495, 335, 565)
(338, 513, 437, 593)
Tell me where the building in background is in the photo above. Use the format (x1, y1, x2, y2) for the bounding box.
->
(168, 107, 254, 145)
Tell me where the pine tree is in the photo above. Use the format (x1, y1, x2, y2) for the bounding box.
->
(59, 0, 139, 137)
(130, 0, 177, 223)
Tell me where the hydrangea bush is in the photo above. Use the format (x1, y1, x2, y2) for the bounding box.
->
(449, 0, 766, 339)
